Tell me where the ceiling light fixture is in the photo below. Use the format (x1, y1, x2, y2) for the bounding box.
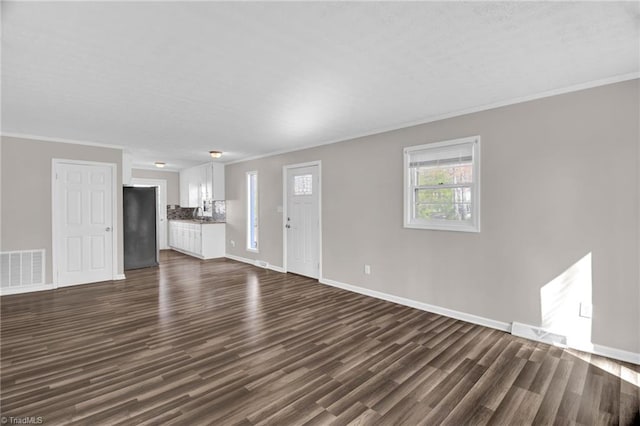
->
(155, 162, 166, 168)
(209, 151, 223, 159)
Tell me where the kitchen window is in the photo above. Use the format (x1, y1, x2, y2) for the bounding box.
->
(247, 171, 258, 251)
(404, 136, 480, 232)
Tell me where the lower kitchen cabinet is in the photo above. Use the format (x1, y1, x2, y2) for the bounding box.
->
(169, 220, 225, 259)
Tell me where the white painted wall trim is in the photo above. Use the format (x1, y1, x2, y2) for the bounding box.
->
(2, 132, 124, 150)
(3, 75, 637, 169)
(591, 344, 640, 366)
(1, 275, 127, 295)
(225, 73, 640, 166)
(225, 254, 285, 273)
(318, 276, 512, 332)
(403, 136, 481, 233)
(319, 277, 639, 365)
(511, 321, 640, 365)
(0, 284, 55, 296)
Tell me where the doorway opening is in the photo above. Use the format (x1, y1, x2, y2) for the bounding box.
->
(131, 178, 168, 250)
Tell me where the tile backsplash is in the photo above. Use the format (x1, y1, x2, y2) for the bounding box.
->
(167, 206, 196, 220)
(210, 201, 226, 222)
(211, 200, 227, 222)
(167, 201, 226, 222)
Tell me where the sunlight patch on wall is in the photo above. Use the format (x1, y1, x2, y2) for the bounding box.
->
(540, 252, 592, 349)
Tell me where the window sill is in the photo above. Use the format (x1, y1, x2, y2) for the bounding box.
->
(404, 222, 480, 233)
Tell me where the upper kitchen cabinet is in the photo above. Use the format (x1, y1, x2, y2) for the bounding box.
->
(179, 162, 225, 209)
(179, 166, 197, 208)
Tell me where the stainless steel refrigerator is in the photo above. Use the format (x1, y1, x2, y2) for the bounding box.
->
(123, 186, 159, 270)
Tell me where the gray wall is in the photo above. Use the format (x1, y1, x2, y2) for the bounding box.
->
(0, 136, 124, 283)
(225, 79, 640, 353)
(131, 168, 180, 205)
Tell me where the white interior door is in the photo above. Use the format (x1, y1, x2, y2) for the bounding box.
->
(286, 165, 320, 278)
(54, 162, 114, 286)
(131, 178, 167, 249)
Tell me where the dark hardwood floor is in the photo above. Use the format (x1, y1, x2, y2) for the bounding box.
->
(1, 250, 639, 425)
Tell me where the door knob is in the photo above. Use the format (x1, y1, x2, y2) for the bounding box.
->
(285, 224, 290, 229)
(105, 227, 112, 232)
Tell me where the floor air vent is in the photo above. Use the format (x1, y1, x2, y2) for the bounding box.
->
(0, 249, 46, 290)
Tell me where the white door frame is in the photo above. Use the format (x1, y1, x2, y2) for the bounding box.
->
(282, 160, 322, 279)
(131, 178, 168, 250)
(52, 159, 119, 287)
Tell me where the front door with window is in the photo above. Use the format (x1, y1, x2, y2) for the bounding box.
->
(54, 162, 114, 286)
(286, 165, 319, 278)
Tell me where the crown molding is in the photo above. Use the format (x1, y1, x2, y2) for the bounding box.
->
(3, 72, 638, 167)
(0, 132, 124, 150)
(225, 72, 640, 165)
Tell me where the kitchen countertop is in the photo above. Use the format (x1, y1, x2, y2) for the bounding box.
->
(169, 219, 226, 224)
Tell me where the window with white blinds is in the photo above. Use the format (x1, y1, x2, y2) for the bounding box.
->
(404, 136, 480, 232)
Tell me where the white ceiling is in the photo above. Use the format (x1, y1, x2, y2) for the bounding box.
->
(2, 2, 638, 170)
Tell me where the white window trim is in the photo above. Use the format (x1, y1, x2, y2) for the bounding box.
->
(246, 171, 259, 252)
(403, 136, 481, 233)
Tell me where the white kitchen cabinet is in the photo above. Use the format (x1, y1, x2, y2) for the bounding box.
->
(169, 220, 225, 259)
(179, 163, 225, 208)
(179, 167, 197, 208)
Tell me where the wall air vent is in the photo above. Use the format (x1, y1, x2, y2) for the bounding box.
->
(0, 249, 46, 291)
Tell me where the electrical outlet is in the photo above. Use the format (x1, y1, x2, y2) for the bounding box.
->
(230, 240, 235, 247)
(579, 302, 592, 318)
(364, 264, 371, 275)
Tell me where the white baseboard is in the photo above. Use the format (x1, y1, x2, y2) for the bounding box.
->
(511, 321, 640, 365)
(225, 253, 258, 266)
(267, 264, 285, 273)
(225, 254, 285, 273)
(318, 277, 639, 365)
(318, 277, 512, 332)
(2, 275, 126, 295)
(590, 343, 640, 365)
(0, 284, 55, 296)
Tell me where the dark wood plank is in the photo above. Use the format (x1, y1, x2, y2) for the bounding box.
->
(1, 250, 638, 425)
